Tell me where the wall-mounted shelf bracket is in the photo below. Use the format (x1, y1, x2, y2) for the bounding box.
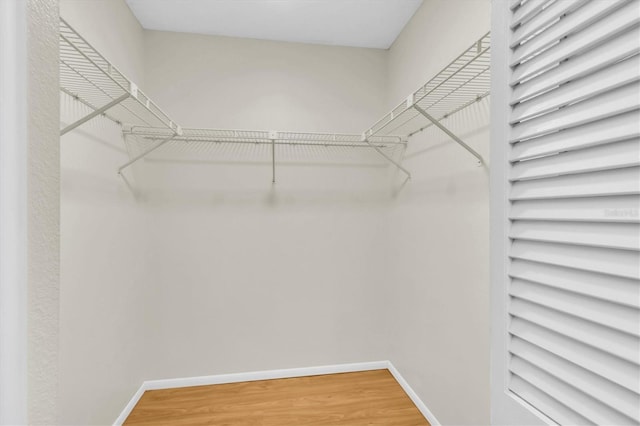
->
(59, 18, 180, 137)
(361, 134, 411, 179)
(411, 103, 484, 164)
(61, 93, 130, 136)
(60, 17, 489, 184)
(364, 32, 490, 167)
(118, 128, 181, 174)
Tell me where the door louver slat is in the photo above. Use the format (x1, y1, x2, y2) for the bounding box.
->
(509, 220, 639, 251)
(510, 318, 639, 393)
(510, 110, 640, 161)
(510, 55, 640, 123)
(511, 0, 549, 30)
(510, 1, 624, 66)
(510, 1, 639, 85)
(509, 258, 640, 307)
(511, 139, 640, 181)
(510, 374, 595, 425)
(509, 356, 637, 425)
(510, 82, 639, 142)
(510, 167, 640, 200)
(510, 298, 639, 363)
(510, 337, 640, 422)
(510, 0, 587, 49)
(510, 26, 640, 105)
(510, 279, 640, 335)
(503, 2, 639, 423)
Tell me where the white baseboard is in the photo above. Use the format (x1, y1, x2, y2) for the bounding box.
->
(144, 360, 389, 391)
(387, 362, 441, 426)
(113, 360, 439, 426)
(113, 383, 146, 426)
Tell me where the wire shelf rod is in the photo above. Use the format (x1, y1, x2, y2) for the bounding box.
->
(135, 136, 397, 149)
(374, 85, 490, 138)
(365, 32, 491, 141)
(417, 66, 490, 112)
(59, 18, 179, 135)
(61, 57, 160, 127)
(61, 57, 155, 132)
(413, 45, 490, 109)
(407, 91, 490, 138)
(60, 15, 490, 179)
(60, 86, 121, 126)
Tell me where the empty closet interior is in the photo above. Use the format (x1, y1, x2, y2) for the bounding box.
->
(59, 1, 491, 424)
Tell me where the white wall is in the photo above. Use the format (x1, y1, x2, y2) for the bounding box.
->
(143, 30, 387, 132)
(59, 5, 392, 424)
(138, 30, 392, 382)
(59, 1, 152, 425)
(58, 1, 492, 424)
(385, 1, 491, 424)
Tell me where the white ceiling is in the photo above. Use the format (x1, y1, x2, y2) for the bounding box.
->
(125, 0, 423, 49)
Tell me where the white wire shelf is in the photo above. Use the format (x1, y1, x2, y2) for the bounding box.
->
(365, 32, 491, 162)
(59, 18, 180, 136)
(121, 127, 408, 181)
(60, 16, 490, 180)
(125, 127, 405, 148)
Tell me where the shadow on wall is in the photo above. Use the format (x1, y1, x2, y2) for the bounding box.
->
(403, 124, 490, 161)
(61, 97, 491, 211)
(402, 98, 490, 166)
(404, 97, 490, 160)
(119, 136, 409, 206)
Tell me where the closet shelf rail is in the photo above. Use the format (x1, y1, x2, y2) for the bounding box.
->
(123, 127, 405, 147)
(121, 127, 408, 182)
(59, 18, 181, 136)
(365, 32, 491, 163)
(59, 16, 490, 181)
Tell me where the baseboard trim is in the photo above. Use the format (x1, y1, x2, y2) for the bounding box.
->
(144, 360, 389, 391)
(113, 383, 146, 426)
(387, 362, 441, 426)
(113, 360, 440, 426)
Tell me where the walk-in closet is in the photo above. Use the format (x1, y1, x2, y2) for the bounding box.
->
(58, 2, 491, 423)
(1, 0, 638, 425)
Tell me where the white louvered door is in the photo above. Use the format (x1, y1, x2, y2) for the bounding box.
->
(491, 1, 640, 425)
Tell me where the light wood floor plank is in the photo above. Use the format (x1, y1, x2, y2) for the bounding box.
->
(124, 369, 430, 425)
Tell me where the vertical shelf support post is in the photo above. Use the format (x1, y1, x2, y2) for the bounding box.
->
(269, 131, 277, 183)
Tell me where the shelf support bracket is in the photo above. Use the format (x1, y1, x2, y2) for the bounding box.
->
(412, 104, 483, 164)
(362, 135, 411, 179)
(118, 134, 176, 174)
(60, 93, 130, 136)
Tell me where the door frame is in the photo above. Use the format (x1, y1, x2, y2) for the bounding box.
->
(489, 1, 555, 424)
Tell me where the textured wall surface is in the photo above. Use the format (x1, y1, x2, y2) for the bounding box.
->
(385, 1, 491, 424)
(26, 0, 60, 424)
